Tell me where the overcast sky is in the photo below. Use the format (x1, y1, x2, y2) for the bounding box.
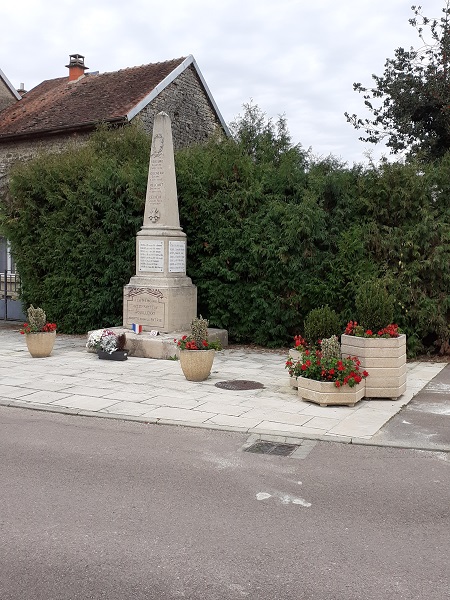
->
(1, 0, 446, 164)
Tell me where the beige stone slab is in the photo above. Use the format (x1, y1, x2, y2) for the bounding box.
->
(102, 391, 153, 403)
(305, 416, 342, 430)
(0, 385, 37, 399)
(239, 409, 314, 426)
(99, 401, 158, 416)
(301, 403, 357, 417)
(328, 408, 399, 438)
(204, 414, 263, 428)
(194, 402, 248, 416)
(250, 421, 326, 436)
(141, 396, 205, 409)
(141, 406, 213, 422)
(57, 385, 118, 398)
(51, 396, 120, 411)
(18, 390, 72, 405)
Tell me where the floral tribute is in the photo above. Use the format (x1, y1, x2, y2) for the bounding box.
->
(344, 321, 400, 338)
(286, 339, 369, 389)
(86, 329, 126, 354)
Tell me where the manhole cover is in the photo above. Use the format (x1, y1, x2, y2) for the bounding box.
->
(245, 441, 298, 456)
(215, 380, 265, 390)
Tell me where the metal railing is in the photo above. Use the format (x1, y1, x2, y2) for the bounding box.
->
(1, 270, 22, 320)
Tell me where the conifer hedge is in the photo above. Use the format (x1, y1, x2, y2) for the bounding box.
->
(1, 109, 449, 355)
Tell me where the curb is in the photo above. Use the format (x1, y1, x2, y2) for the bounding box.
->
(2, 398, 450, 453)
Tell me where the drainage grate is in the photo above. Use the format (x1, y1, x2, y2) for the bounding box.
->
(215, 380, 265, 391)
(244, 441, 298, 456)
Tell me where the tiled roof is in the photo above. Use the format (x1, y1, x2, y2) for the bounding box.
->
(0, 57, 186, 140)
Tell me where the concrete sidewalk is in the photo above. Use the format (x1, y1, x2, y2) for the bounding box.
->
(0, 326, 448, 450)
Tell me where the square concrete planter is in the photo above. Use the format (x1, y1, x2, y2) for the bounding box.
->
(341, 334, 407, 399)
(297, 377, 365, 407)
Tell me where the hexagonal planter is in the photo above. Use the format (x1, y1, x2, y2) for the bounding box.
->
(297, 377, 365, 407)
(341, 334, 407, 399)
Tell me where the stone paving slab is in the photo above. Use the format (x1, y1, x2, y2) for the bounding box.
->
(0, 328, 448, 449)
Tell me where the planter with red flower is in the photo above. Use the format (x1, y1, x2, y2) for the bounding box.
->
(341, 322, 406, 399)
(287, 335, 307, 387)
(286, 336, 369, 407)
(174, 316, 222, 381)
(341, 281, 407, 399)
(20, 305, 57, 358)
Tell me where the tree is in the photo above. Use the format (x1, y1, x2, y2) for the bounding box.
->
(345, 2, 450, 162)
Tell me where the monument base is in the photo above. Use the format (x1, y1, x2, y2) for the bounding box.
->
(123, 279, 197, 333)
(87, 328, 229, 360)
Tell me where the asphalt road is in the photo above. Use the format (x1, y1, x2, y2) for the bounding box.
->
(373, 362, 450, 450)
(1, 406, 449, 600)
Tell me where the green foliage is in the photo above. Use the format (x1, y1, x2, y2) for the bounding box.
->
(355, 280, 395, 332)
(345, 2, 450, 162)
(0, 124, 149, 332)
(303, 306, 341, 346)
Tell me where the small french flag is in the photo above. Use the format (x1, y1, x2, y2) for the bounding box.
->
(132, 323, 143, 334)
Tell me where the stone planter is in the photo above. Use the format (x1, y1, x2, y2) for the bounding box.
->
(297, 376, 365, 407)
(288, 348, 303, 388)
(25, 331, 56, 358)
(179, 349, 215, 381)
(340, 334, 407, 399)
(97, 349, 128, 361)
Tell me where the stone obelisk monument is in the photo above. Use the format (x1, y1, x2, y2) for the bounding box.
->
(123, 112, 197, 332)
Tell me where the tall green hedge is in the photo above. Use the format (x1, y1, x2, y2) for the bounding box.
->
(1, 108, 449, 355)
(0, 125, 149, 332)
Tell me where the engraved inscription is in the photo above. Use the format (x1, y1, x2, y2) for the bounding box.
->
(126, 294, 165, 327)
(147, 134, 165, 206)
(169, 241, 186, 273)
(139, 240, 164, 273)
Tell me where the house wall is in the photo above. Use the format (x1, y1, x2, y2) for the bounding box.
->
(0, 80, 17, 112)
(132, 64, 223, 149)
(0, 132, 90, 196)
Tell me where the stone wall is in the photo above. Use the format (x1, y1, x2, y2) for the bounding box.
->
(132, 64, 224, 149)
(0, 132, 90, 197)
(0, 80, 17, 112)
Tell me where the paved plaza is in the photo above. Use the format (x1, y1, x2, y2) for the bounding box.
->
(0, 326, 447, 448)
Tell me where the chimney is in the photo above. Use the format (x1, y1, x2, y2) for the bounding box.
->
(65, 54, 88, 82)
